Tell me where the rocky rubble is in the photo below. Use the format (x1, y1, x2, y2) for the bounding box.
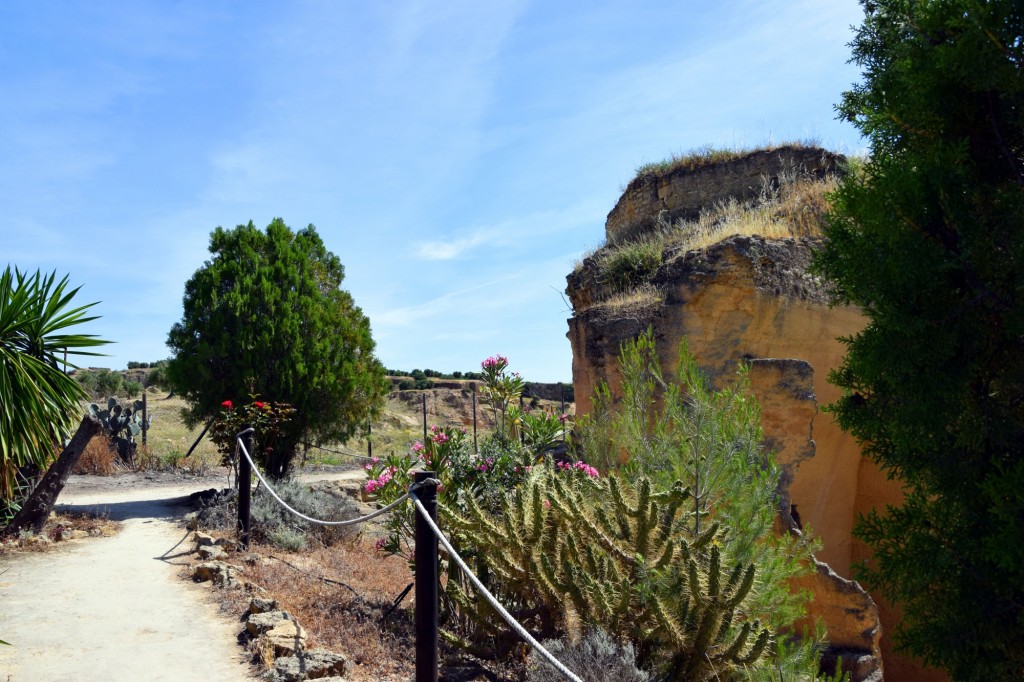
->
(188, 532, 350, 680)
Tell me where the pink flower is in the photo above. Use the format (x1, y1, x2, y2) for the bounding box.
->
(556, 460, 599, 478)
(432, 432, 449, 446)
(221, 400, 233, 410)
(375, 538, 387, 551)
(481, 355, 509, 371)
(411, 441, 425, 453)
(559, 414, 569, 424)
(543, 499, 551, 509)
(477, 463, 489, 472)
(253, 401, 267, 410)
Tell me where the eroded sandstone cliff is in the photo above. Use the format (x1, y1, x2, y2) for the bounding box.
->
(566, 147, 941, 682)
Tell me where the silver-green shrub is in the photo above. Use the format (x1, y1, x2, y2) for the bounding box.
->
(529, 629, 651, 682)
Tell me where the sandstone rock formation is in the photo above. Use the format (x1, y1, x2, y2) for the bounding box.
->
(566, 147, 942, 681)
(607, 145, 844, 243)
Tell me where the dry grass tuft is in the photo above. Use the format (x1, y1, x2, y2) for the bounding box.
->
(73, 437, 119, 476)
(590, 285, 664, 318)
(632, 139, 821, 181)
(580, 173, 837, 309)
(662, 174, 836, 255)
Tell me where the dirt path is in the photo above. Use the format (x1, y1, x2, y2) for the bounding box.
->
(0, 469, 362, 682)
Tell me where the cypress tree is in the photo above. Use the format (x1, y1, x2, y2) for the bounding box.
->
(815, 2, 1024, 678)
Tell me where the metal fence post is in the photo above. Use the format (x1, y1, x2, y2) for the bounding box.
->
(142, 391, 148, 446)
(472, 383, 478, 454)
(414, 471, 438, 682)
(559, 382, 565, 443)
(238, 428, 254, 550)
(422, 393, 428, 443)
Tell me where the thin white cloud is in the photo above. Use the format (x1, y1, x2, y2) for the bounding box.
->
(412, 198, 608, 261)
(373, 272, 521, 330)
(414, 229, 501, 261)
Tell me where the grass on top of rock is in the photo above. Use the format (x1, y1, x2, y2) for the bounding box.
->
(631, 139, 823, 180)
(578, 170, 837, 310)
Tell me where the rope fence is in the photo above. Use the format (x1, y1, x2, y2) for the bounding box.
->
(237, 438, 412, 527)
(233, 430, 581, 682)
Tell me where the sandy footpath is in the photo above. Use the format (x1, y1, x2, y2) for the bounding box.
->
(0, 475, 255, 682)
(0, 468, 361, 682)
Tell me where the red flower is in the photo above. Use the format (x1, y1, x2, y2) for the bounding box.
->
(221, 400, 233, 410)
(254, 401, 267, 410)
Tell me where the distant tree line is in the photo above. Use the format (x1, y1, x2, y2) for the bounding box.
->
(386, 367, 484, 381)
(387, 367, 574, 401)
(126, 359, 169, 369)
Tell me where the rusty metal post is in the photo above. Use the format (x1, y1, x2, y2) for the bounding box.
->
(422, 393, 428, 443)
(472, 384, 478, 454)
(414, 471, 438, 682)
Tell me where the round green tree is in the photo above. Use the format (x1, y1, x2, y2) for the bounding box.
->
(815, 2, 1024, 679)
(166, 219, 389, 479)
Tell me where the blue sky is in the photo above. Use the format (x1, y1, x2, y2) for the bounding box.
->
(1, 1, 866, 382)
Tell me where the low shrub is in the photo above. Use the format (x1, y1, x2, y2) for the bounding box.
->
(267, 527, 307, 552)
(249, 478, 359, 550)
(72, 438, 118, 476)
(530, 629, 651, 682)
(596, 238, 664, 293)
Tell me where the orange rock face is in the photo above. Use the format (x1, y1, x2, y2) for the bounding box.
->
(567, 149, 947, 681)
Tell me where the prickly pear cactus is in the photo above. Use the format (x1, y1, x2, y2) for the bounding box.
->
(87, 397, 152, 464)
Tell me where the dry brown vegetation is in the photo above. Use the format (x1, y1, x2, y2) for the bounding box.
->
(210, 535, 518, 681)
(631, 139, 821, 180)
(72, 438, 119, 476)
(576, 172, 837, 316)
(229, 538, 417, 680)
(0, 510, 121, 556)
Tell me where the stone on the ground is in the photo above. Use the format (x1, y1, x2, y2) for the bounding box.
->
(259, 619, 307, 658)
(270, 648, 347, 681)
(198, 544, 226, 560)
(193, 560, 244, 587)
(249, 597, 279, 615)
(193, 531, 215, 546)
(216, 537, 238, 551)
(245, 610, 292, 636)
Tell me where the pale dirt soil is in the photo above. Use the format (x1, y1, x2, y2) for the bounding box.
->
(0, 469, 285, 682)
(0, 466, 373, 682)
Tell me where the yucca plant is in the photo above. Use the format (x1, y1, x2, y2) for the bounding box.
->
(0, 267, 108, 502)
